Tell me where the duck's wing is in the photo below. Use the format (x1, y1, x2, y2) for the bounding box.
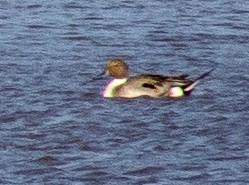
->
(118, 74, 192, 98)
(132, 74, 193, 89)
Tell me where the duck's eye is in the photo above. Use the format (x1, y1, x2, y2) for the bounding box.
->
(142, 83, 156, 89)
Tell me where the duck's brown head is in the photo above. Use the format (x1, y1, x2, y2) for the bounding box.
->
(106, 59, 129, 78)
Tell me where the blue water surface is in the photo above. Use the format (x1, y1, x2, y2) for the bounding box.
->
(0, 0, 249, 184)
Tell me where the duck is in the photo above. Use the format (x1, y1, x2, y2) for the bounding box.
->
(100, 59, 213, 98)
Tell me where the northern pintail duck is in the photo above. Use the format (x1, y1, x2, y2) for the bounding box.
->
(101, 59, 213, 98)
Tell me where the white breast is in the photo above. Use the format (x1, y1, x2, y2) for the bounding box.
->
(102, 78, 127, 97)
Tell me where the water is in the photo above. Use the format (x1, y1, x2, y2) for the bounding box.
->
(1, 0, 249, 184)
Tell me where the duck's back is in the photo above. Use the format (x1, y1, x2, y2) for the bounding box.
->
(114, 74, 193, 98)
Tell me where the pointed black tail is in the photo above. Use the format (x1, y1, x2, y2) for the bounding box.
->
(184, 68, 215, 93)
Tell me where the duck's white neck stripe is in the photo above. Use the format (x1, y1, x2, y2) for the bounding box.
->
(103, 78, 127, 98)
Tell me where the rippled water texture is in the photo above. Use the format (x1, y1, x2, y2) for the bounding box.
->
(1, 0, 249, 184)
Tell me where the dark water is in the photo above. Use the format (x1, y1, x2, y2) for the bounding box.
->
(1, 0, 249, 184)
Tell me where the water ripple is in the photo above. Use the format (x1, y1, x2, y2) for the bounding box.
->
(1, 0, 249, 184)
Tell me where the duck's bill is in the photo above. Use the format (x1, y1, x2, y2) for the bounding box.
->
(92, 70, 107, 80)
